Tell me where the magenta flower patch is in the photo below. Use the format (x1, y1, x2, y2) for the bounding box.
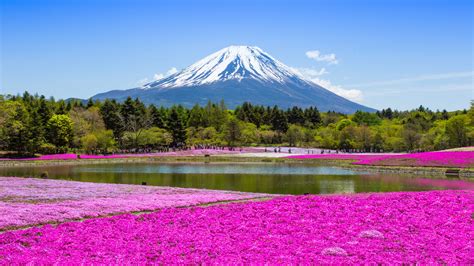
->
(0, 190, 472, 263)
(288, 151, 474, 168)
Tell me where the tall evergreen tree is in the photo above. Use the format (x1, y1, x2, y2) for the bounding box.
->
(100, 99, 123, 139)
(188, 104, 205, 128)
(167, 108, 187, 146)
(288, 106, 305, 125)
(304, 106, 321, 127)
(271, 107, 288, 132)
(149, 105, 167, 128)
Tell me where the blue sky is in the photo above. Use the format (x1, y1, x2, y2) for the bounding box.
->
(1, 0, 472, 111)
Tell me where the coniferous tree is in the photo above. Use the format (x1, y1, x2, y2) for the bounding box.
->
(100, 99, 124, 140)
(288, 106, 305, 125)
(188, 104, 205, 128)
(271, 107, 288, 133)
(304, 106, 321, 127)
(149, 105, 167, 128)
(167, 107, 187, 147)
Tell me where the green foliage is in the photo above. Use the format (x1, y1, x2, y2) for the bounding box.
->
(240, 122, 259, 145)
(0, 101, 31, 153)
(0, 92, 472, 154)
(70, 106, 106, 147)
(445, 115, 469, 147)
(140, 127, 173, 148)
(167, 107, 187, 146)
(82, 130, 117, 154)
(223, 117, 242, 147)
(186, 127, 220, 146)
(270, 107, 288, 133)
(285, 125, 305, 147)
(257, 126, 278, 145)
(352, 111, 381, 126)
(100, 99, 123, 139)
(46, 114, 74, 149)
(38, 143, 57, 154)
(336, 119, 354, 131)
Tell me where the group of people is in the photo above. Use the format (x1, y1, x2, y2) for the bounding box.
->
(115, 145, 243, 154)
(192, 144, 240, 151)
(263, 147, 386, 154)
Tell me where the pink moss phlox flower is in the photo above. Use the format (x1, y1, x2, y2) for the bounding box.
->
(0, 190, 472, 263)
(288, 151, 474, 168)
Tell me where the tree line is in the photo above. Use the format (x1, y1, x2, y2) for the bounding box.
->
(0, 92, 472, 156)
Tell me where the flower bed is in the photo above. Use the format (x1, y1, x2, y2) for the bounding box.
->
(0, 177, 267, 230)
(355, 151, 474, 168)
(288, 151, 474, 168)
(288, 154, 388, 161)
(0, 148, 264, 161)
(0, 190, 471, 263)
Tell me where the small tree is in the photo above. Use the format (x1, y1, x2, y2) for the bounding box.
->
(0, 101, 31, 154)
(286, 125, 305, 147)
(46, 114, 73, 150)
(445, 115, 469, 148)
(81, 133, 98, 154)
(140, 127, 172, 148)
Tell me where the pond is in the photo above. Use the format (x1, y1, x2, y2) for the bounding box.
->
(0, 162, 472, 195)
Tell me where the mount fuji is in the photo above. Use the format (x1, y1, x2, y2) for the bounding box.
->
(92, 46, 375, 113)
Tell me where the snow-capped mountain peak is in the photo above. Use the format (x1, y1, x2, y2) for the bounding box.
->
(144, 45, 305, 89)
(93, 45, 375, 112)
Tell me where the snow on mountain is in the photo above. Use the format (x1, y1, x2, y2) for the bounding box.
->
(144, 45, 309, 89)
(92, 45, 375, 113)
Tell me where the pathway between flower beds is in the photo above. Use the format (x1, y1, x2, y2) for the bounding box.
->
(0, 190, 472, 263)
(0, 177, 268, 230)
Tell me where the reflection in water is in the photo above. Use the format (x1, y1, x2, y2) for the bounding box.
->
(74, 163, 360, 175)
(319, 180, 355, 194)
(0, 162, 471, 195)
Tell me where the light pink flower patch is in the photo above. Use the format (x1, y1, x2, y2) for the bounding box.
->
(359, 229, 384, 239)
(0, 190, 472, 263)
(321, 247, 348, 256)
(0, 177, 267, 230)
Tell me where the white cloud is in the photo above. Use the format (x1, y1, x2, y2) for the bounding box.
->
(153, 67, 178, 81)
(297, 67, 329, 77)
(136, 78, 150, 86)
(167, 67, 178, 75)
(312, 78, 363, 102)
(295, 67, 363, 102)
(137, 67, 179, 87)
(153, 73, 164, 80)
(305, 50, 338, 64)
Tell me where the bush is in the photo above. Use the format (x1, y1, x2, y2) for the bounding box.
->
(38, 143, 57, 154)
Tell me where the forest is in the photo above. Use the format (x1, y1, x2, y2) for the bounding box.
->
(0, 92, 472, 156)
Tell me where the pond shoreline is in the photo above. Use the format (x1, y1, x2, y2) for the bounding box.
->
(0, 155, 473, 178)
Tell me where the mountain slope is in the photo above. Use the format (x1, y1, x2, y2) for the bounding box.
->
(92, 45, 375, 113)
